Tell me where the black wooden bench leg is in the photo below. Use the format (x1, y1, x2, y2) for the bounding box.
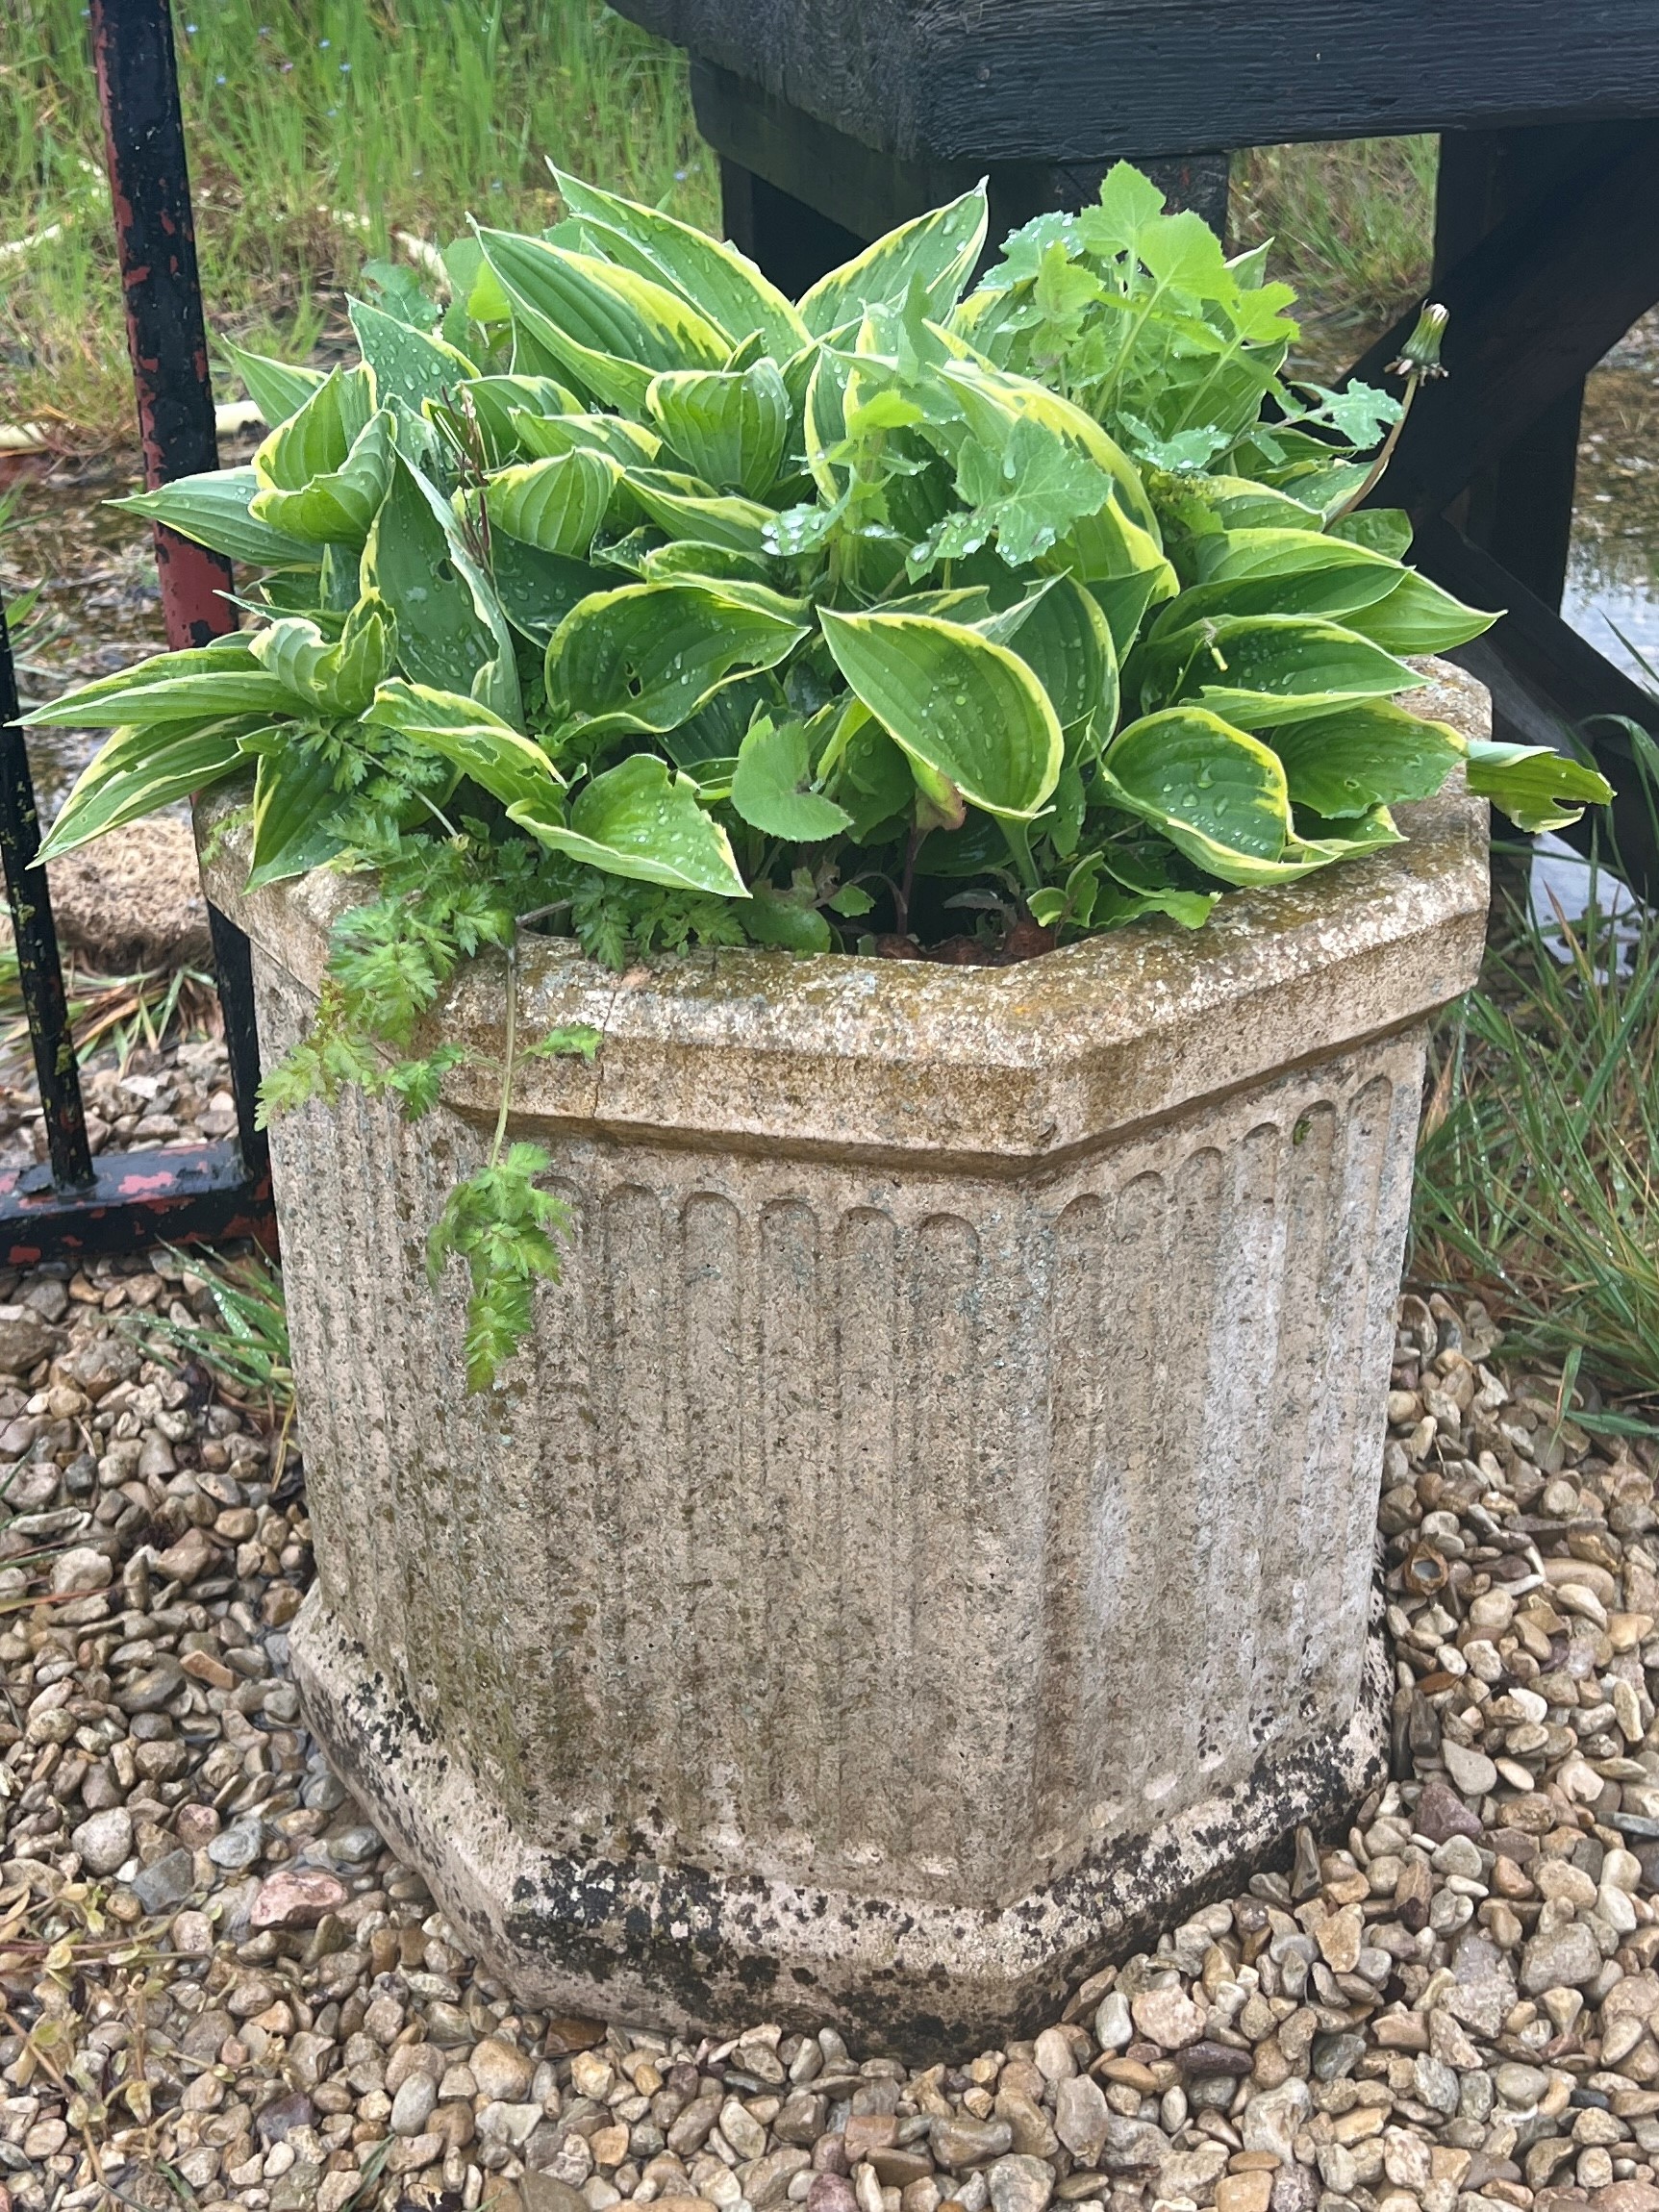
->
(719, 161, 867, 297)
(1433, 131, 1593, 633)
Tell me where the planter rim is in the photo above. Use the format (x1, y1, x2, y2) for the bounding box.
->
(198, 662, 1491, 1169)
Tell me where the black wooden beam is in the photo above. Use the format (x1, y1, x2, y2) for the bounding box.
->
(1348, 123, 1659, 526)
(615, 2, 1659, 167)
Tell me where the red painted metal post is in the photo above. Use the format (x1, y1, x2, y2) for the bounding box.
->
(89, 0, 235, 648)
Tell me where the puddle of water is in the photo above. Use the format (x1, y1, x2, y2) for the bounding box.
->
(1565, 344, 1659, 688)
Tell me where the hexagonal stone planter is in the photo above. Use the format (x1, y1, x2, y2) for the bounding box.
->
(199, 665, 1491, 2054)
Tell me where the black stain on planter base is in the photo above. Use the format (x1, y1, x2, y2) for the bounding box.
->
(296, 1603, 1390, 2062)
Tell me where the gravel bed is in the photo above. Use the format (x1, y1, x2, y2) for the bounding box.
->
(0, 1033, 236, 1179)
(5, 1269, 1659, 2212)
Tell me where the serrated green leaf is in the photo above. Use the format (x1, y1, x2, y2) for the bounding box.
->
(509, 751, 748, 895)
(1328, 508, 1414, 560)
(943, 417, 1113, 566)
(485, 449, 618, 557)
(800, 186, 988, 337)
(819, 607, 1063, 821)
(1465, 737, 1614, 833)
(730, 716, 853, 840)
(112, 468, 320, 570)
(364, 679, 564, 811)
(547, 581, 808, 739)
(645, 360, 791, 497)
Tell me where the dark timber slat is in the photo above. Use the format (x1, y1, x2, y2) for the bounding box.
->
(693, 62, 1229, 262)
(614, 2, 1659, 165)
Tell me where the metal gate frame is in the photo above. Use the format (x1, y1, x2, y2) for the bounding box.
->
(0, 0, 275, 1261)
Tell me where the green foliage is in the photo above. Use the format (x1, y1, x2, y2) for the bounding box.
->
(428, 1143, 571, 1395)
(26, 161, 1606, 1387)
(1415, 825, 1659, 1410)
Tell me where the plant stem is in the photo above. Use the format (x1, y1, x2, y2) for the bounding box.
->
(1000, 818, 1041, 894)
(895, 826, 927, 937)
(1333, 370, 1421, 518)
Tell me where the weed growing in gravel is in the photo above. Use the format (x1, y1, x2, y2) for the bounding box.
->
(134, 1245, 292, 1428)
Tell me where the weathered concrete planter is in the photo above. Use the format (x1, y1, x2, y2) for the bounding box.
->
(199, 664, 1491, 2053)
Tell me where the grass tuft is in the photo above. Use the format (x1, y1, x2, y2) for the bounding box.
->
(1232, 137, 1439, 368)
(1413, 781, 1659, 1416)
(1, 0, 715, 442)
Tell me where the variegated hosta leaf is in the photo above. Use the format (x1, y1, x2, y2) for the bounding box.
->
(644, 360, 791, 497)
(364, 457, 520, 723)
(508, 751, 748, 895)
(36, 719, 254, 863)
(19, 641, 292, 729)
(548, 164, 810, 359)
(1465, 738, 1614, 833)
(619, 470, 776, 558)
(248, 598, 394, 717)
(475, 229, 729, 415)
(1098, 706, 1297, 881)
(1266, 701, 1466, 818)
(365, 680, 566, 812)
(818, 607, 1064, 822)
(547, 582, 809, 738)
(251, 406, 395, 546)
(484, 449, 618, 558)
(112, 469, 319, 569)
(251, 365, 372, 490)
(799, 185, 988, 337)
(509, 408, 661, 466)
(217, 337, 328, 426)
(244, 738, 349, 892)
(348, 296, 477, 414)
(462, 373, 583, 461)
(1141, 614, 1420, 729)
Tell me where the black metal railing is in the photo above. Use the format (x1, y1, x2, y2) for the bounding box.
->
(0, 0, 273, 1260)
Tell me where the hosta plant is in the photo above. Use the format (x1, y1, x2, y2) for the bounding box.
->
(26, 163, 1610, 1385)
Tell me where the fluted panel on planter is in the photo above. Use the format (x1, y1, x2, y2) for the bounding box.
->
(260, 916, 1421, 1913)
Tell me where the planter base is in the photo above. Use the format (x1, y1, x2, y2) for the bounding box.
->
(294, 1588, 1391, 2054)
